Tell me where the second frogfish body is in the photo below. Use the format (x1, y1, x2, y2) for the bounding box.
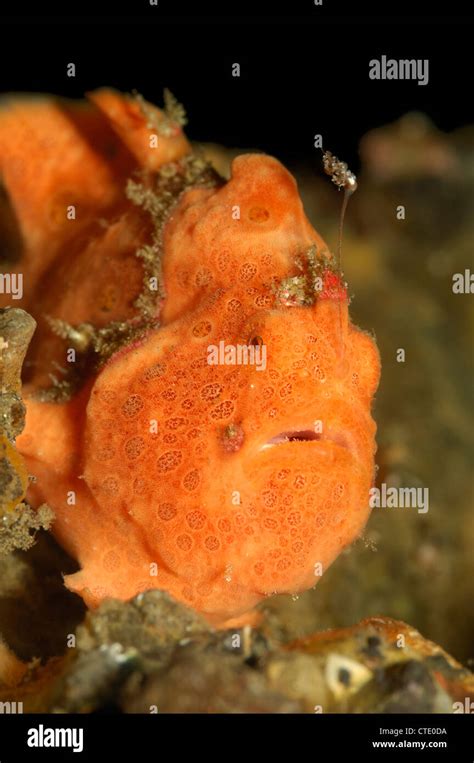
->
(0, 89, 380, 626)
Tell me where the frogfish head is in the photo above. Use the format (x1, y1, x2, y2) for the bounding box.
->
(77, 153, 380, 624)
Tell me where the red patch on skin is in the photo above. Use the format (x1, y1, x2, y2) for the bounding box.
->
(319, 270, 348, 301)
(221, 424, 245, 453)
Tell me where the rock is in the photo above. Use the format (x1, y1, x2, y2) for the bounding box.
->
(0, 596, 471, 714)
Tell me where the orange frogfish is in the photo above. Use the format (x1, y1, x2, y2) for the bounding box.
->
(0, 89, 380, 627)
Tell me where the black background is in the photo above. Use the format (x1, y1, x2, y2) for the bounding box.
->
(0, 713, 472, 760)
(0, 3, 471, 172)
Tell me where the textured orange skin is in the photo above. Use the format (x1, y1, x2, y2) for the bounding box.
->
(0, 90, 380, 626)
(0, 89, 188, 388)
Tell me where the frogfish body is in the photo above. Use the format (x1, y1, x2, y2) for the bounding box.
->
(0, 89, 380, 626)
